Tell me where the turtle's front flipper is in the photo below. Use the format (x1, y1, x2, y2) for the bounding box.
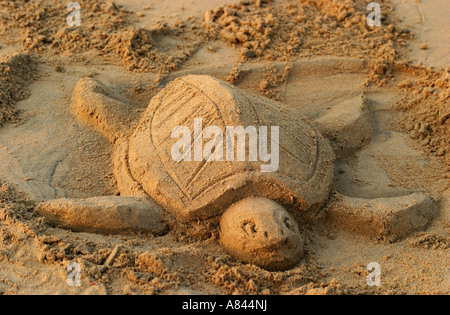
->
(36, 196, 169, 235)
(73, 78, 136, 143)
(324, 192, 438, 242)
(314, 94, 372, 158)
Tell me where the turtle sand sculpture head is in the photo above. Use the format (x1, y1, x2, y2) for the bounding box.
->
(37, 75, 437, 271)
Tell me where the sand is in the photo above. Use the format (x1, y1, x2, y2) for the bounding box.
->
(0, 0, 448, 295)
(0, 52, 36, 126)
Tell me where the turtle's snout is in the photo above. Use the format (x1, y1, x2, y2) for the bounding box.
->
(219, 197, 305, 271)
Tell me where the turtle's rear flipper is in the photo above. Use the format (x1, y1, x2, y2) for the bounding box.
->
(324, 193, 438, 242)
(36, 196, 169, 236)
(73, 78, 135, 143)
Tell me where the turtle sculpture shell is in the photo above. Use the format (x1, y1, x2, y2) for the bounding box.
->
(128, 75, 335, 221)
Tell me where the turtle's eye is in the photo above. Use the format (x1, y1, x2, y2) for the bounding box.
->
(284, 217, 294, 232)
(242, 221, 257, 236)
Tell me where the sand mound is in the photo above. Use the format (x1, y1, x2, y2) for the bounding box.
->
(1, 0, 406, 82)
(392, 65, 450, 170)
(203, 0, 404, 85)
(0, 180, 34, 214)
(104, 27, 199, 72)
(0, 0, 197, 73)
(0, 53, 36, 126)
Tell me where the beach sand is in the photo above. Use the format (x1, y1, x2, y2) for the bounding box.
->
(0, 0, 448, 295)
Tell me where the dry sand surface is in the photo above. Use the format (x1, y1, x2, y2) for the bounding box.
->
(0, 0, 448, 295)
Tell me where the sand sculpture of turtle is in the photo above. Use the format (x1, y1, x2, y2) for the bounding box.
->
(37, 75, 437, 271)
